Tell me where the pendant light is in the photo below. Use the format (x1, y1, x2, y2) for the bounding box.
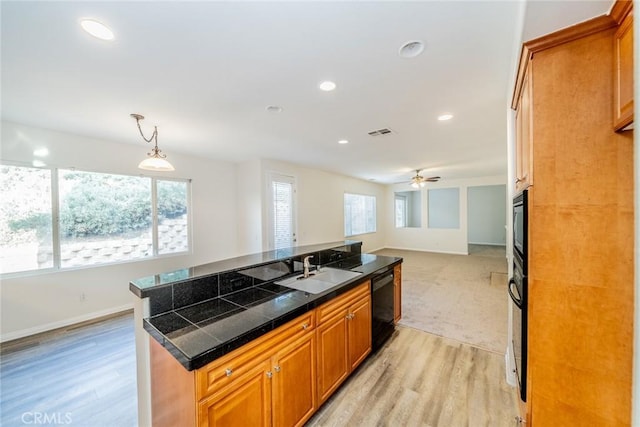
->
(131, 113, 175, 171)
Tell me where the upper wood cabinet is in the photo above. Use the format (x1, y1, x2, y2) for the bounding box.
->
(514, 62, 533, 192)
(613, 5, 634, 130)
(316, 281, 371, 404)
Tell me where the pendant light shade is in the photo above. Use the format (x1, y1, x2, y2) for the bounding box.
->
(138, 155, 175, 171)
(130, 113, 175, 172)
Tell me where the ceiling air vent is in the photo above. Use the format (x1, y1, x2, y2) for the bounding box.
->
(368, 128, 394, 137)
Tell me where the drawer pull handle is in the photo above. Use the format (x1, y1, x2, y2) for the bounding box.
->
(302, 323, 309, 330)
(274, 365, 281, 373)
(225, 368, 233, 377)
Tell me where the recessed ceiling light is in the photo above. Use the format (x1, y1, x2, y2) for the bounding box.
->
(319, 81, 336, 91)
(338, 139, 349, 145)
(33, 148, 49, 157)
(399, 40, 425, 58)
(266, 105, 283, 113)
(438, 114, 453, 121)
(80, 19, 114, 41)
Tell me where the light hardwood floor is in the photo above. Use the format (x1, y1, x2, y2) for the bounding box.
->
(0, 312, 137, 427)
(308, 326, 519, 427)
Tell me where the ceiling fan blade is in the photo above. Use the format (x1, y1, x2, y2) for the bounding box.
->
(425, 176, 441, 182)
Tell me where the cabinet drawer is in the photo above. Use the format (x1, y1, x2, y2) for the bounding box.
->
(317, 281, 370, 324)
(196, 311, 315, 399)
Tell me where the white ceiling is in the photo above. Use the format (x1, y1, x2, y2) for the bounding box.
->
(1, 1, 612, 184)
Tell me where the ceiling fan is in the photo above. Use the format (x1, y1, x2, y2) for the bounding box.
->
(408, 169, 440, 188)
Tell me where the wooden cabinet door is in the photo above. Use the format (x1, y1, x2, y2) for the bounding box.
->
(614, 9, 634, 130)
(347, 295, 372, 371)
(316, 312, 349, 404)
(393, 265, 402, 323)
(198, 359, 272, 427)
(271, 332, 317, 427)
(515, 65, 532, 192)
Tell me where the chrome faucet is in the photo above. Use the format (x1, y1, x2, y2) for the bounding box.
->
(303, 255, 313, 278)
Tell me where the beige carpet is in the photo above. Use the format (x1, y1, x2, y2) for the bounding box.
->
(375, 245, 508, 354)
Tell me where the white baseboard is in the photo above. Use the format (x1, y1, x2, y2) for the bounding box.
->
(505, 345, 517, 387)
(383, 246, 468, 256)
(468, 242, 507, 246)
(0, 303, 133, 343)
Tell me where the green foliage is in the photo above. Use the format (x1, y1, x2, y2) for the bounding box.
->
(3, 167, 188, 240)
(59, 172, 153, 238)
(157, 181, 188, 219)
(8, 213, 51, 239)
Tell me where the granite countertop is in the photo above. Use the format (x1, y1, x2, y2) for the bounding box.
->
(143, 253, 401, 371)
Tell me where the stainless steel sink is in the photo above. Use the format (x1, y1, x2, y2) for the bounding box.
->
(275, 267, 362, 294)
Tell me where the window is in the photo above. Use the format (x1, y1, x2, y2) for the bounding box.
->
(395, 194, 407, 228)
(157, 180, 189, 255)
(58, 170, 153, 268)
(344, 193, 376, 237)
(0, 164, 190, 275)
(0, 165, 53, 274)
(267, 173, 296, 250)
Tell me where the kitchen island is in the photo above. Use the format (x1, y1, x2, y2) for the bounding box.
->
(130, 241, 402, 426)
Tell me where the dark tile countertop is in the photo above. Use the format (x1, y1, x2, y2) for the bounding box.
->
(142, 253, 401, 371)
(130, 240, 364, 298)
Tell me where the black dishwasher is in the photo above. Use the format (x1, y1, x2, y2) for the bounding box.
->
(371, 268, 395, 351)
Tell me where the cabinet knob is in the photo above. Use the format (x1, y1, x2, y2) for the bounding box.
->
(274, 365, 281, 373)
(225, 368, 233, 377)
(302, 323, 309, 330)
(266, 371, 273, 379)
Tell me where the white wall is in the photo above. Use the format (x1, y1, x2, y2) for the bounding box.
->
(255, 159, 387, 253)
(467, 184, 507, 245)
(386, 176, 507, 254)
(0, 121, 239, 341)
(236, 158, 263, 255)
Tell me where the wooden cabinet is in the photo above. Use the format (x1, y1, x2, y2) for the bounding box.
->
(150, 311, 317, 427)
(199, 333, 316, 427)
(514, 61, 532, 192)
(198, 359, 272, 427)
(511, 6, 634, 425)
(271, 333, 316, 427)
(198, 314, 316, 427)
(149, 277, 380, 427)
(316, 281, 371, 404)
(393, 264, 402, 323)
(613, 4, 634, 130)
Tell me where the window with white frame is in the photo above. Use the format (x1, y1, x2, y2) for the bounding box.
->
(395, 194, 408, 228)
(344, 193, 376, 237)
(0, 164, 190, 275)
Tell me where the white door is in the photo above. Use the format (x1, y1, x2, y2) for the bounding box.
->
(267, 173, 297, 250)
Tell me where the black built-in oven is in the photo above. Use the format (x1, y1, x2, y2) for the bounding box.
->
(509, 261, 527, 402)
(510, 189, 528, 402)
(371, 268, 395, 351)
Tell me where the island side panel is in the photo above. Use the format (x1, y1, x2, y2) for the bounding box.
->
(133, 294, 152, 427)
(150, 338, 197, 426)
